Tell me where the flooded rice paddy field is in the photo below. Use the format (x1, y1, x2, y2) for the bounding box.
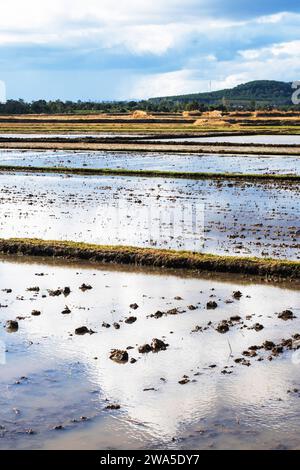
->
(0, 173, 299, 259)
(0, 149, 299, 176)
(2, 133, 300, 146)
(156, 135, 300, 145)
(0, 134, 140, 139)
(0, 132, 299, 452)
(0, 257, 300, 450)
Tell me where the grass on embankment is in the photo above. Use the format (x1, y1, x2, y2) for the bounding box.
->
(0, 164, 299, 182)
(0, 239, 299, 280)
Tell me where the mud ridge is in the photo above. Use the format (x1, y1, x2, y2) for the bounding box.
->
(0, 165, 299, 182)
(0, 239, 299, 279)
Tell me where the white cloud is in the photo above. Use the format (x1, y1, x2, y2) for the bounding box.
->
(0, 1, 196, 54)
(0, 2, 300, 99)
(0, 1, 296, 57)
(256, 12, 288, 24)
(239, 40, 300, 60)
(0, 5, 245, 55)
(0, 0, 195, 30)
(102, 24, 191, 55)
(129, 70, 201, 99)
(129, 38, 300, 99)
(128, 68, 254, 100)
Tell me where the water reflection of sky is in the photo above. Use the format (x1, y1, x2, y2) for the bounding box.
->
(0, 258, 300, 449)
(0, 149, 299, 175)
(0, 173, 298, 259)
(154, 135, 300, 145)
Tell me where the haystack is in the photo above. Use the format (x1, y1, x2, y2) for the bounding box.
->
(201, 110, 223, 119)
(131, 110, 152, 119)
(182, 111, 201, 118)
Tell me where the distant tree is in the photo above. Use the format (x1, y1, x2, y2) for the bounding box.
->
(222, 96, 229, 110)
(31, 100, 49, 113)
(185, 101, 199, 111)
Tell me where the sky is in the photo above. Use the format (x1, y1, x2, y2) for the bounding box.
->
(0, 0, 300, 101)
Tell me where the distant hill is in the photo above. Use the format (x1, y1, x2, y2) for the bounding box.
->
(149, 80, 293, 107)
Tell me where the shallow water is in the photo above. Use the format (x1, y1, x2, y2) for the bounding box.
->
(0, 133, 141, 139)
(0, 173, 298, 259)
(155, 135, 300, 145)
(1, 134, 300, 146)
(0, 257, 299, 450)
(0, 150, 299, 175)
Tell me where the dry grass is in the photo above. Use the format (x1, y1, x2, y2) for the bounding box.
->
(0, 112, 300, 135)
(1, 121, 300, 135)
(194, 118, 233, 127)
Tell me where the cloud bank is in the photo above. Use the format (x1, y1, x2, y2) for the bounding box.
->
(0, 0, 299, 100)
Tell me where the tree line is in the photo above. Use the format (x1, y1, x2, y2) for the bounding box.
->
(0, 97, 299, 115)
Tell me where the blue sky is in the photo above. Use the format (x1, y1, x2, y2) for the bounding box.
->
(0, 0, 300, 101)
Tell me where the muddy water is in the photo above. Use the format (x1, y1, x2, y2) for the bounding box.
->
(0, 173, 298, 259)
(0, 150, 299, 175)
(155, 135, 300, 145)
(0, 257, 299, 450)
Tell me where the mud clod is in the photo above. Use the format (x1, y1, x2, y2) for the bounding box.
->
(105, 404, 121, 410)
(62, 306, 71, 314)
(75, 326, 92, 335)
(79, 283, 92, 291)
(138, 344, 152, 354)
(278, 310, 296, 321)
(216, 321, 230, 334)
(63, 287, 71, 296)
(6, 320, 19, 332)
(31, 310, 41, 316)
(151, 338, 168, 352)
(233, 291, 243, 299)
(125, 316, 137, 324)
(252, 323, 264, 331)
(179, 378, 190, 385)
(110, 349, 129, 364)
(207, 301, 218, 310)
(263, 341, 276, 350)
(129, 303, 139, 310)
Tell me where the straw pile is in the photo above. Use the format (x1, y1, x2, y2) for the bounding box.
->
(201, 110, 223, 118)
(131, 110, 152, 119)
(182, 111, 201, 118)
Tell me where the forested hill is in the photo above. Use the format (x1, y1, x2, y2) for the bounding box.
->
(0, 80, 296, 114)
(149, 80, 293, 107)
